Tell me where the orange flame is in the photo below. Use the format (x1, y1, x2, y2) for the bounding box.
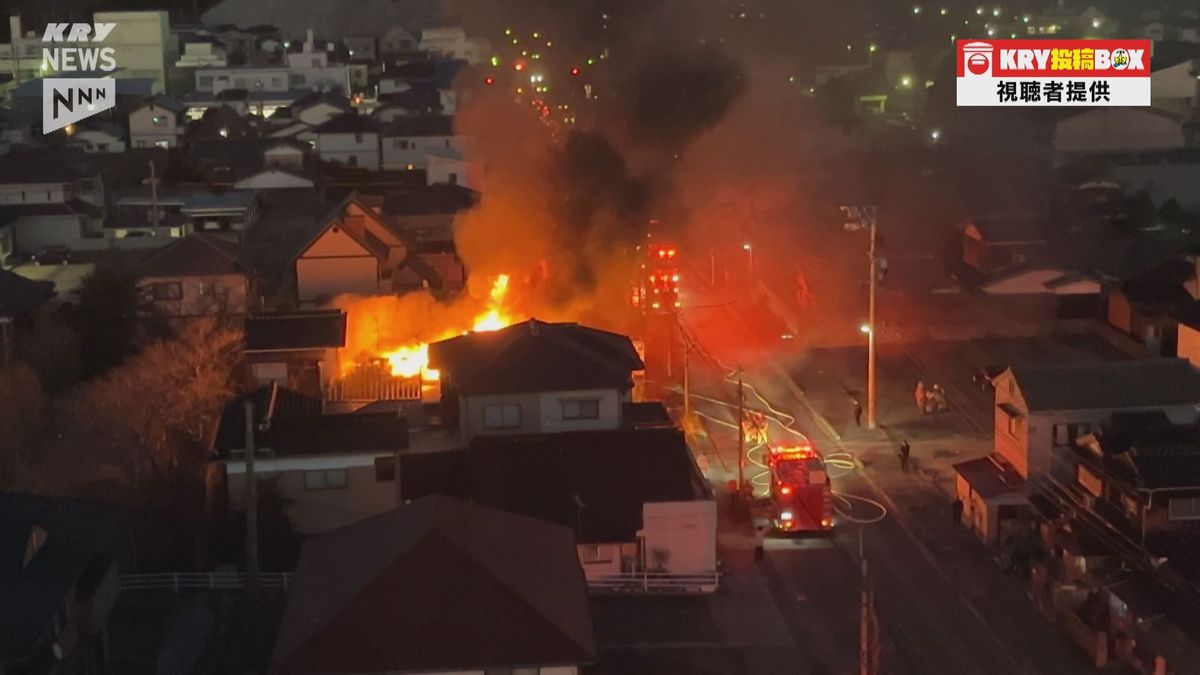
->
(378, 274, 517, 378)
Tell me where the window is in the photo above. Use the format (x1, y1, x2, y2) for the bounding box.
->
(234, 77, 246, 88)
(289, 74, 304, 86)
(271, 77, 282, 88)
(393, 139, 411, 149)
(354, 132, 363, 143)
(562, 398, 600, 420)
(1169, 496, 1200, 521)
(347, 155, 358, 167)
(152, 115, 167, 126)
(151, 282, 182, 301)
(375, 456, 396, 482)
(580, 544, 613, 564)
(1007, 415, 1020, 436)
(303, 469, 348, 491)
(311, 58, 321, 67)
(95, 143, 108, 151)
(196, 282, 220, 296)
(448, 172, 458, 185)
(250, 362, 288, 384)
(483, 404, 521, 429)
(1052, 422, 1092, 447)
(198, 76, 213, 87)
(155, 140, 170, 149)
(444, 138, 450, 148)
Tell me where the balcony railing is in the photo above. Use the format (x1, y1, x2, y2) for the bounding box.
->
(587, 572, 720, 594)
(119, 572, 294, 592)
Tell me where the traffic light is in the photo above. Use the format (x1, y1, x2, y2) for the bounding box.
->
(484, 76, 495, 85)
(570, 67, 581, 76)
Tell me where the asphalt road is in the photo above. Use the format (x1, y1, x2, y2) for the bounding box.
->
(677, 285, 1098, 675)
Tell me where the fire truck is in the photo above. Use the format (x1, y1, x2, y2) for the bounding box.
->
(767, 440, 834, 533)
(632, 235, 681, 314)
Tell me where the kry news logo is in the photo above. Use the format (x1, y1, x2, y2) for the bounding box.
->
(41, 22, 119, 133)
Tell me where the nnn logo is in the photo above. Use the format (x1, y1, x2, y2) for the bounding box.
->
(41, 22, 119, 134)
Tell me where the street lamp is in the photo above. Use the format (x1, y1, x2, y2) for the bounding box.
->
(742, 242, 754, 281)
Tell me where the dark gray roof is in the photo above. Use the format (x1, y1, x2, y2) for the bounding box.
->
(313, 113, 379, 135)
(0, 146, 90, 184)
(382, 115, 454, 138)
(1093, 425, 1200, 490)
(244, 310, 347, 351)
(0, 492, 117, 664)
(135, 233, 243, 278)
(272, 495, 595, 673)
(467, 429, 707, 543)
(429, 320, 645, 396)
(1010, 359, 1200, 411)
(212, 384, 323, 454)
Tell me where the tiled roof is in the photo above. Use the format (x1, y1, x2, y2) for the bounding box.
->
(467, 429, 707, 543)
(429, 319, 645, 395)
(135, 233, 243, 278)
(1010, 359, 1200, 411)
(272, 495, 594, 673)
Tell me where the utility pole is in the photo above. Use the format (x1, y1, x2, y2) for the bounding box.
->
(148, 160, 160, 231)
(682, 344, 691, 422)
(867, 212, 878, 429)
(859, 530, 876, 675)
(243, 399, 259, 593)
(736, 365, 745, 491)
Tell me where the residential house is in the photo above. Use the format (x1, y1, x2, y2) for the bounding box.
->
(1054, 108, 1188, 166)
(1173, 300, 1200, 369)
(187, 105, 259, 142)
(129, 97, 186, 149)
(374, 88, 444, 121)
(426, 146, 476, 188)
(953, 455, 1032, 548)
(418, 27, 490, 64)
(1069, 418, 1200, 540)
(292, 194, 448, 303)
(343, 35, 377, 63)
(186, 44, 350, 120)
(380, 115, 460, 170)
(270, 495, 595, 674)
(992, 359, 1200, 480)
(200, 0, 436, 47)
(210, 386, 408, 534)
(271, 92, 353, 130)
(243, 310, 347, 396)
(1105, 256, 1195, 355)
(187, 138, 313, 187)
(175, 38, 228, 68)
(1150, 59, 1200, 116)
(0, 108, 34, 156)
(135, 233, 251, 318)
(68, 123, 127, 154)
(428, 319, 646, 441)
(0, 147, 104, 255)
(979, 265, 1101, 296)
(959, 214, 1048, 275)
(313, 114, 381, 170)
(0, 268, 54, 363)
(0, 492, 119, 675)
(466, 429, 716, 585)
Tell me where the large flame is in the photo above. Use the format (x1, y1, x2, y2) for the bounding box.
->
(378, 274, 516, 379)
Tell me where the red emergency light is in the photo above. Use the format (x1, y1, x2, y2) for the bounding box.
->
(769, 442, 816, 460)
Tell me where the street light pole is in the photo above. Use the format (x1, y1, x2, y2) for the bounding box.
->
(867, 217, 878, 430)
(743, 242, 754, 283)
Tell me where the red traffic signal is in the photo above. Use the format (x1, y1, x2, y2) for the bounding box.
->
(484, 76, 495, 85)
(570, 67, 581, 76)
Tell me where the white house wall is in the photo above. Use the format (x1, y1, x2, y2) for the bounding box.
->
(641, 500, 717, 574)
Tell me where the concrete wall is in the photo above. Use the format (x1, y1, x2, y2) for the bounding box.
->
(642, 500, 717, 574)
(316, 132, 380, 170)
(226, 455, 395, 535)
(296, 256, 378, 303)
(13, 215, 86, 251)
(137, 273, 249, 317)
(461, 388, 623, 439)
(381, 135, 463, 170)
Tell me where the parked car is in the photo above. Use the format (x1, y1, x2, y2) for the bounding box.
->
(972, 365, 1006, 391)
(32, 246, 71, 266)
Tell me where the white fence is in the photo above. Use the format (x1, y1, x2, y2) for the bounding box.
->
(119, 572, 294, 592)
(587, 572, 720, 594)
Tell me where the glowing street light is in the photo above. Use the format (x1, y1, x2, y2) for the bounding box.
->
(912, 5, 922, 15)
(860, 323, 872, 334)
(930, 128, 942, 142)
